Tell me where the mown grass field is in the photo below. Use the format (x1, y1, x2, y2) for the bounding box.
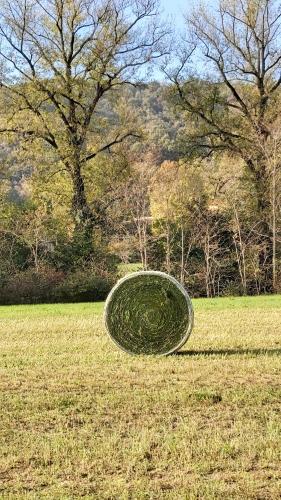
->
(1, 295, 281, 499)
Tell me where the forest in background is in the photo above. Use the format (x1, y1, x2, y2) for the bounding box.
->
(0, 0, 280, 304)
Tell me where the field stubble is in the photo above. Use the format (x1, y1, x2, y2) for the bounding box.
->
(0, 296, 281, 499)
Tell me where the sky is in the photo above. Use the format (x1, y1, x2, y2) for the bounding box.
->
(160, 0, 190, 31)
(146, 0, 219, 80)
(160, 0, 217, 32)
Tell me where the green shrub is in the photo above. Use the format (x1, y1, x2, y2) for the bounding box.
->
(0, 267, 65, 305)
(54, 270, 112, 303)
(0, 267, 114, 305)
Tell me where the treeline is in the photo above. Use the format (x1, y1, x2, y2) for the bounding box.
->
(0, 0, 281, 303)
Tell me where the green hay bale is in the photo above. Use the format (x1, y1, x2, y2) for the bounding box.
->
(104, 271, 194, 355)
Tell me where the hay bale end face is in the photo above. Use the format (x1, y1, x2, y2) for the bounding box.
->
(104, 271, 194, 355)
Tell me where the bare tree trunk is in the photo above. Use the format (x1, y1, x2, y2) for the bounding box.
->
(272, 150, 277, 293)
(233, 207, 247, 295)
(252, 162, 273, 293)
(32, 240, 39, 272)
(136, 219, 148, 271)
(180, 225, 185, 285)
(70, 165, 95, 259)
(142, 222, 148, 271)
(204, 226, 211, 298)
(72, 168, 93, 228)
(165, 223, 171, 274)
(137, 222, 144, 270)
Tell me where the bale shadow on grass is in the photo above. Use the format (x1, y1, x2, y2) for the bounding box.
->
(178, 348, 281, 357)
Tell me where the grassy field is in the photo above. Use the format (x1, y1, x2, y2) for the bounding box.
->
(1, 295, 281, 499)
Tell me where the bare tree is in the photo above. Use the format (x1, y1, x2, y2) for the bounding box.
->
(0, 205, 56, 271)
(231, 205, 248, 294)
(108, 150, 159, 270)
(0, 0, 168, 249)
(199, 213, 225, 298)
(165, 0, 281, 291)
(261, 120, 281, 291)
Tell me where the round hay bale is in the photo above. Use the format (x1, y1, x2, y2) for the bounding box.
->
(104, 271, 194, 355)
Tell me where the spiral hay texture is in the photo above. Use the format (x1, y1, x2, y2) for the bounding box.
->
(104, 271, 194, 355)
